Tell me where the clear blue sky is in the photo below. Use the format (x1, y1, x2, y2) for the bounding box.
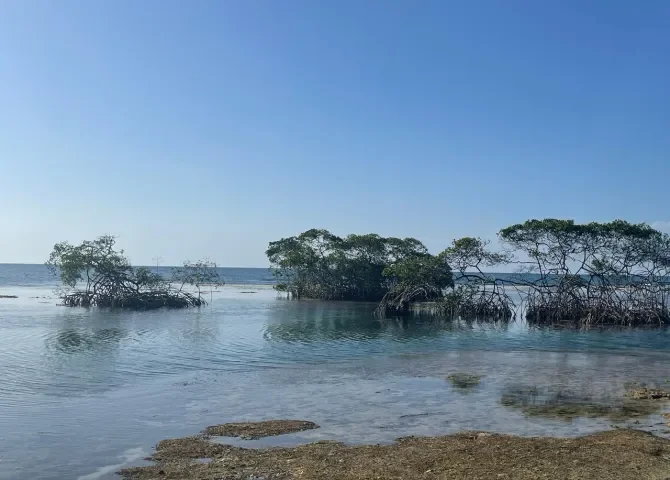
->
(1, 0, 669, 266)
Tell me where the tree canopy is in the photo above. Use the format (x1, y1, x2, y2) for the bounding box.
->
(269, 221, 670, 326)
(48, 220, 670, 326)
(498, 219, 670, 325)
(376, 253, 454, 315)
(266, 229, 450, 304)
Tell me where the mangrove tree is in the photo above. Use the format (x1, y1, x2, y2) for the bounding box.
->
(266, 229, 452, 305)
(499, 219, 670, 326)
(46, 235, 215, 309)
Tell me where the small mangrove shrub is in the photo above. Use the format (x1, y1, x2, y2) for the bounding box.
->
(46, 235, 222, 310)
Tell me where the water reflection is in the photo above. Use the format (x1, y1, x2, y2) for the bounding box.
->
(500, 384, 664, 421)
(53, 327, 126, 353)
(263, 301, 510, 343)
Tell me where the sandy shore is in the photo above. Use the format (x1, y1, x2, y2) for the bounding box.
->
(120, 422, 670, 480)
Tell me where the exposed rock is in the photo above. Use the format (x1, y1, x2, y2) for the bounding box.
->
(119, 428, 670, 480)
(203, 420, 319, 440)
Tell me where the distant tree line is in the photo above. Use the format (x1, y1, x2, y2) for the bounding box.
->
(268, 220, 670, 326)
(46, 235, 223, 309)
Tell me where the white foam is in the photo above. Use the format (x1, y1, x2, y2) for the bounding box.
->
(77, 447, 146, 480)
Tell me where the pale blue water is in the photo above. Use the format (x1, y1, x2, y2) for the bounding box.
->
(0, 264, 276, 287)
(0, 265, 669, 480)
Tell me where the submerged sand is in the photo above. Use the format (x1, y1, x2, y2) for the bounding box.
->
(120, 425, 670, 480)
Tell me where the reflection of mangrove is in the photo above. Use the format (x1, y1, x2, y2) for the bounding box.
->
(264, 310, 508, 343)
(52, 327, 126, 353)
(500, 385, 662, 421)
(268, 220, 670, 326)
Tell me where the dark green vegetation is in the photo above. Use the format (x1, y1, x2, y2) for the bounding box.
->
(376, 252, 454, 315)
(46, 236, 223, 309)
(268, 220, 670, 326)
(266, 229, 508, 317)
(120, 424, 670, 480)
(266, 229, 453, 312)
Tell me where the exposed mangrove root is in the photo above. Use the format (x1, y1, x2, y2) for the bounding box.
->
(375, 284, 443, 316)
(433, 284, 515, 320)
(524, 290, 670, 326)
(60, 289, 204, 309)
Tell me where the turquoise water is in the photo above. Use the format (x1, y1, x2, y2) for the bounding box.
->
(1, 266, 670, 479)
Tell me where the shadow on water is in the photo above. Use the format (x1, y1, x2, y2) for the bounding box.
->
(53, 327, 127, 353)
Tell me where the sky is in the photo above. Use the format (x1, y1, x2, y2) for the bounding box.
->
(1, 0, 669, 267)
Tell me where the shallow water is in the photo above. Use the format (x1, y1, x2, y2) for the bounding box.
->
(1, 269, 670, 479)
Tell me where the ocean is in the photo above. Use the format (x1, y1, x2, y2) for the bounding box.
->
(0, 264, 669, 480)
(0, 263, 276, 288)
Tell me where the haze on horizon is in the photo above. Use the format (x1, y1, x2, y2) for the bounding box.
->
(1, 1, 669, 267)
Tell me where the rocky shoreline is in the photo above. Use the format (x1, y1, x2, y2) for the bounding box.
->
(120, 420, 670, 480)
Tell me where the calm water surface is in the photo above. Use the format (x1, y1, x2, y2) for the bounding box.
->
(1, 265, 669, 480)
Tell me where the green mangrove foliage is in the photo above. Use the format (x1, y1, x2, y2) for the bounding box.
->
(46, 236, 221, 309)
(375, 236, 513, 318)
(376, 253, 453, 315)
(499, 219, 670, 326)
(266, 229, 451, 306)
(269, 220, 670, 326)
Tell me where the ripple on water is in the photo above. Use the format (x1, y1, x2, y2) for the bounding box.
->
(2, 287, 670, 480)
